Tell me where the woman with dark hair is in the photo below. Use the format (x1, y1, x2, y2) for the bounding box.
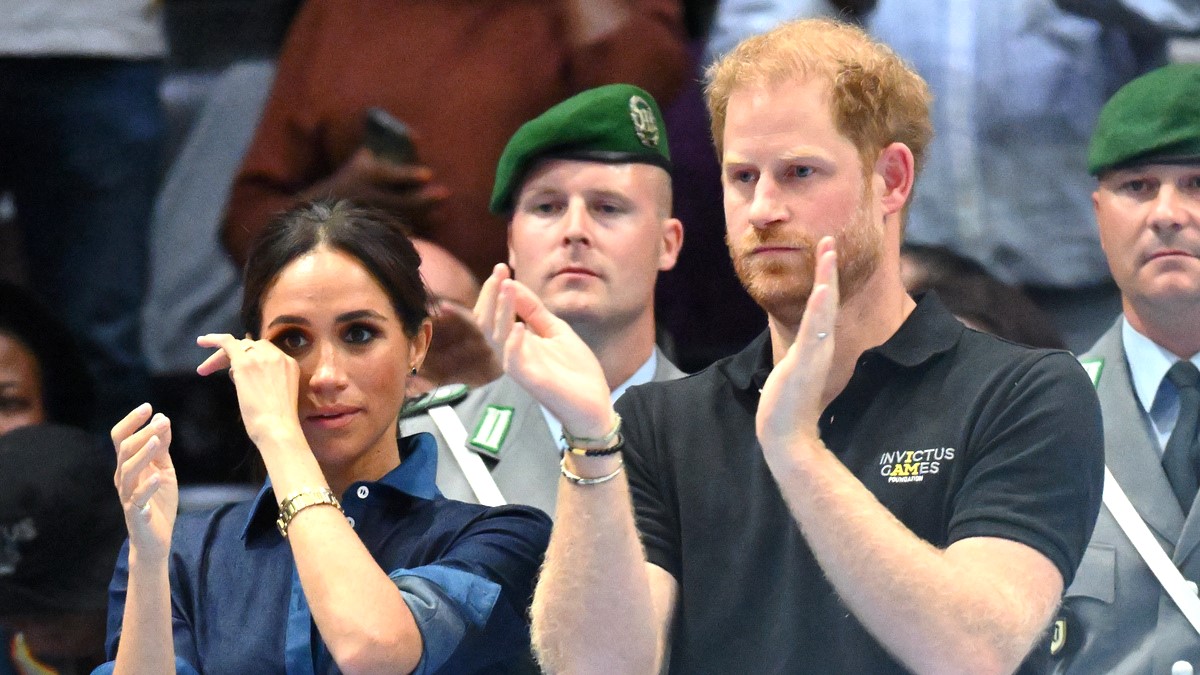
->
(0, 281, 95, 433)
(100, 200, 551, 674)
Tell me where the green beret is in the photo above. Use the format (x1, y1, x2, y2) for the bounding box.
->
(490, 83, 672, 214)
(1089, 63, 1200, 176)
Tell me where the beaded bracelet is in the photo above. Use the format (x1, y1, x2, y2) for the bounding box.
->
(560, 456, 625, 486)
(561, 413, 622, 449)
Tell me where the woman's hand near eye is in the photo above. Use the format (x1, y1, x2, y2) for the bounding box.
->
(196, 334, 303, 447)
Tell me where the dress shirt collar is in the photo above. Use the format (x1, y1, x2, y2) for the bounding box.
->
(240, 432, 442, 541)
(540, 349, 658, 447)
(1121, 318, 1200, 414)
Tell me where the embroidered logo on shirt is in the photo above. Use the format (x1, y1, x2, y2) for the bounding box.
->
(878, 448, 956, 483)
(469, 406, 514, 456)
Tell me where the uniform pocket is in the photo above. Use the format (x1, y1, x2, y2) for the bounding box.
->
(1065, 542, 1116, 604)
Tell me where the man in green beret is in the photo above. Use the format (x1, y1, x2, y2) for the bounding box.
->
(1053, 63, 1200, 675)
(402, 84, 684, 516)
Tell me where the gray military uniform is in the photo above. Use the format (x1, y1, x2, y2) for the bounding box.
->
(1056, 320, 1200, 674)
(401, 349, 683, 517)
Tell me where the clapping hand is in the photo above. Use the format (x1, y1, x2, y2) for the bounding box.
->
(756, 236, 839, 456)
(111, 404, 178, 561)
(475, 264, 615, 439)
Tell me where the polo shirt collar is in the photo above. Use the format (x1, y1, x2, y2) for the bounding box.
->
(240, 432, 442, 541)
(727, 293, 961, 394)
(868, 292, 962, 368)
(724, 330, 773, 394)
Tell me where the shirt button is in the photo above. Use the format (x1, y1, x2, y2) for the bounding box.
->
(346, 516, 356, 528)
(356, 486, 369, 499)
(1172, 660, 1194, 675)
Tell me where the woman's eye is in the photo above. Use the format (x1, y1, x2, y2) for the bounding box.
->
(272, 331, 309, 352)
(344, 324, 378, 344)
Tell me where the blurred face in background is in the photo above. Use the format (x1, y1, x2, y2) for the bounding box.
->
(0, 333, 45, 434)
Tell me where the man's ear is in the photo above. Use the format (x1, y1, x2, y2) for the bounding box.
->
(875, 142, 915, 216)
(658, 217, 684, 272)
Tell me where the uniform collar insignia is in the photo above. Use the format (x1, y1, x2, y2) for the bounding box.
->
(1078, 356, 1104, 389)
(469, 405, 514, 457)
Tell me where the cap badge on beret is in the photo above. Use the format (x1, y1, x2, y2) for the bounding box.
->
(0, 518, 37, 576)
(629, 95, 660, 149)
(489, 83, 673, 214)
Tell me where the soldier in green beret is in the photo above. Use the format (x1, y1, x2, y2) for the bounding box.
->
(402, 84, 684, 516)
(1055, 63, 1200, 675)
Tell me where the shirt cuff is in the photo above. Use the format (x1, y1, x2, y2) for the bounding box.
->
(389, 565, 502, 674)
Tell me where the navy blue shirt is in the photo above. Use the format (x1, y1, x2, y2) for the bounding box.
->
(95, 433, 551, 674)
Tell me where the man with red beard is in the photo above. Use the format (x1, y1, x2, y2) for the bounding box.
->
(480, 18, 1105, 674)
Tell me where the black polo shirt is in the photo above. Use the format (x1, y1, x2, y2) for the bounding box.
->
(617, 294, 1103, 674)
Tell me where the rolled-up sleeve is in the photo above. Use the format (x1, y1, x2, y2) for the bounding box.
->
(389, 504, 551, 674)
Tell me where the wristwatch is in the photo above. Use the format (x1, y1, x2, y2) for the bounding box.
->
(276, 487, 342, 538)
